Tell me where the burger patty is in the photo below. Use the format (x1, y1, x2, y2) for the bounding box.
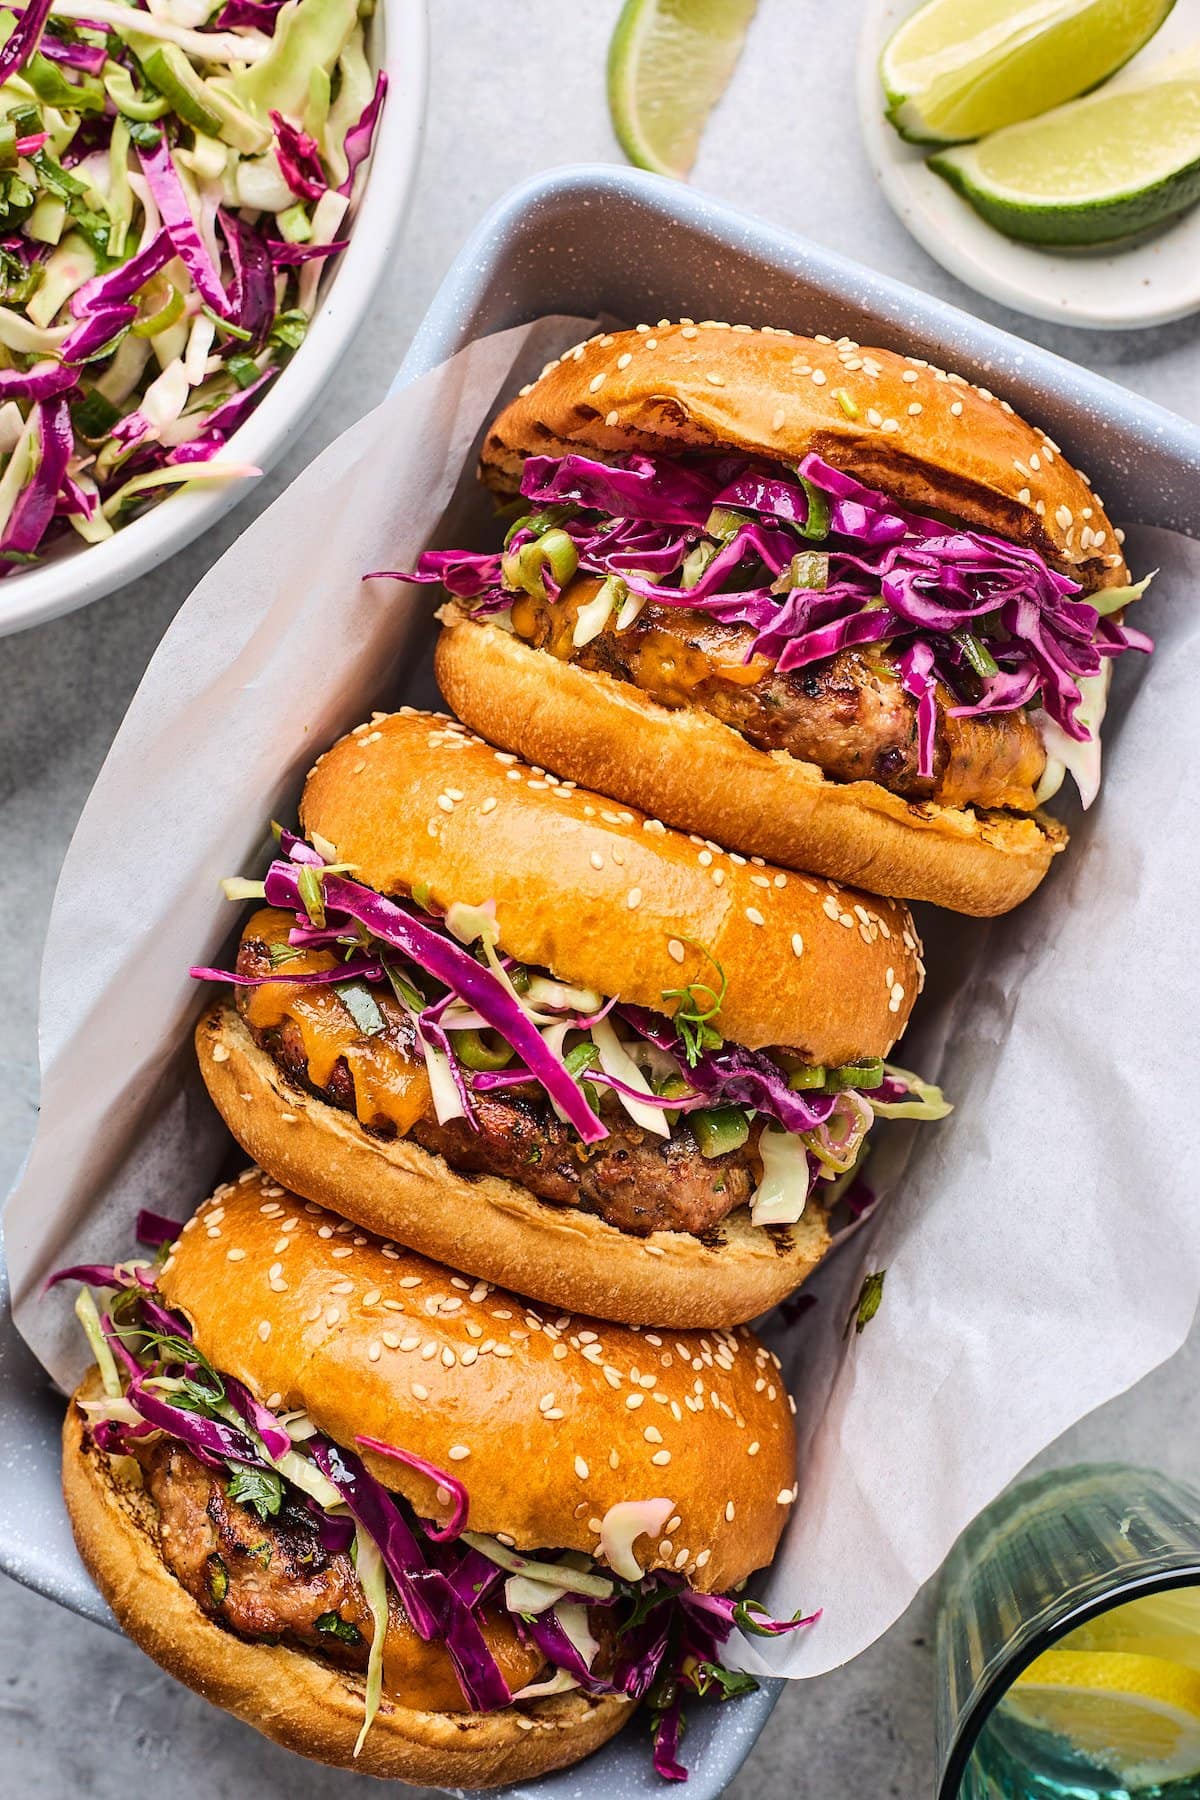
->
(506, 583, 1046, 813)
(252, 1007, 757, 1239)
(237, 932, 759, 1239)
(141, 1441, 546, 1711)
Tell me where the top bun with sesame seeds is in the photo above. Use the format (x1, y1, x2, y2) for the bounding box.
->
(429, 320, 1149, 916)
(193, 708, 931, 1330)
(481, 322, 1127, 593)
(156, 1170, 797, 1595)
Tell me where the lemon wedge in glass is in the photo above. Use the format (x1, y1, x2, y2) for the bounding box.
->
(1007, 1647, 1200, 1787)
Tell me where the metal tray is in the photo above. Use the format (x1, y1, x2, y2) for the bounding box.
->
(4, 163, 1200, 1795)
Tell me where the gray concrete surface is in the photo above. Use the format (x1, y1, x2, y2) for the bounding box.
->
(2, 1, 1198, 1794)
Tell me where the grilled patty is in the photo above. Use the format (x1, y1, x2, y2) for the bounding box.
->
(237, 936, 760, 1238)
(142, 1440, 544, 1711)
(507, 579, 1047, 813)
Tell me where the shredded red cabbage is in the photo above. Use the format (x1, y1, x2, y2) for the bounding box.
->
(136, 132, 230, 317)
(260, 854, 608, 1144)
(356, 1434, 470, 1542)
(217, 210, 276, 352)
(339, 71, 389, 197)
(266, 239, 350, 266)
(0, 363, 78, 401)
(70, 230, 173, 318)
(43, 1260, 155, 1293)
(620, 1008, 840, 1135)
(0, 0, 53, 82)
(270, 111, 327, 203)
(0, 396, 72, 556)
(134, 1209, 182, 1250)
(411, 446, 1151, 761)
(187, 955, 384, 987)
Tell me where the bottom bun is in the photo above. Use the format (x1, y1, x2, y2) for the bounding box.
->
(435, 612, 1067, 918)
(197, 1003, 833, 1330)
(63, 1377, 632, 1786)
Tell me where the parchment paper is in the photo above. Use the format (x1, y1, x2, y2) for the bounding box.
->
(5, 316, 1197, 1681)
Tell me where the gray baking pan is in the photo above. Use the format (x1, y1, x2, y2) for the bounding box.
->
(3, 163, 1200, 1796)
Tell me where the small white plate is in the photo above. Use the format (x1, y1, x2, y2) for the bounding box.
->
(857, 0, 1200, 331)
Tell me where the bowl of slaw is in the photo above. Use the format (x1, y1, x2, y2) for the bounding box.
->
(0, 0, 426, 636)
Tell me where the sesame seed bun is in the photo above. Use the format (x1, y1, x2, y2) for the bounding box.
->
(436, 613, 1067, 918)
(435, 320, 1113, 915)
(63, 1371, 632, 1787)
(155, 1170, 798, 1595)
(300, 709, 923, 1061)
(196, 1000, 837, 1328)
(483, 323, 1128, 591)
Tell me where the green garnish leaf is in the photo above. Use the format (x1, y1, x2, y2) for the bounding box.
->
(297, 863, 326, 929)
(687, 1658, 759, 1701)
(269, 307, 309, 352)
(383, 961, 425, 1013)
(227, 1465, 284, 1522)
(206, 1552, 229, 1604)
(226, 352, 261, 390)
(661, 939, 727, 1067)
(315, 1611, 363, 1646)
(848, 1269, 886, 1337)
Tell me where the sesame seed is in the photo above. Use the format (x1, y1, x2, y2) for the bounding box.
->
(627, 887, 642, 909)
(1056, 504, 1073, 530)
(867, 408, 882, 427)
(667, 939, 685, 963)
(626, 1392, 645, 1410)
(748, 1441, 760, 1456)
(652, 1450, 672, 1466)
(644, 1425, 663, 1443)
(725, 1501, 736, 1521)
(771, 406, 786, 431)
(811, 369, 826, 386)
(745, 907, 765, 927)
(257, 1320, 271, 1341)
(211, 1043, 230, 1064)
(588, 373, 605, 393)
(901, 369, 919, 383)
(950, 401, 963, 417)
(574, 1456, 589, 1479)
(449, 1446, 470, 1461)
(480, 797, 497, 815)
(705, 371, 725, 386)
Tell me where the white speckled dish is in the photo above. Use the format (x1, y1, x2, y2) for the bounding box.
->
(858, 0, 1200, 331)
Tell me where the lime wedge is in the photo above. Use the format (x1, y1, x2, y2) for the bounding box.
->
(607, 0, 758, 181)
(882, 0, 1176, 145)
(929, 46, 1200, 244)
(1006, 1648, 1200, 1786)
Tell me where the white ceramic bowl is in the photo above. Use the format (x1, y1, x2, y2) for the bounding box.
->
(0, 0, 427, 637)
(858, 0, 1200, 333)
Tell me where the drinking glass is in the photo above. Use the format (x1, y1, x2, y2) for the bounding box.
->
(937, 1464, 1200, 1800)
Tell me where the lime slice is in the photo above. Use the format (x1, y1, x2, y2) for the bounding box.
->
(1006, 1648, 1200, 1786)
(607, 0, 758, 181)
(882, 0, 1176, 145)
(929, 47, 1200, 245)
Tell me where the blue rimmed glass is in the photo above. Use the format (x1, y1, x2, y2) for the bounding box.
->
(937, 1464, 1200, 1800)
